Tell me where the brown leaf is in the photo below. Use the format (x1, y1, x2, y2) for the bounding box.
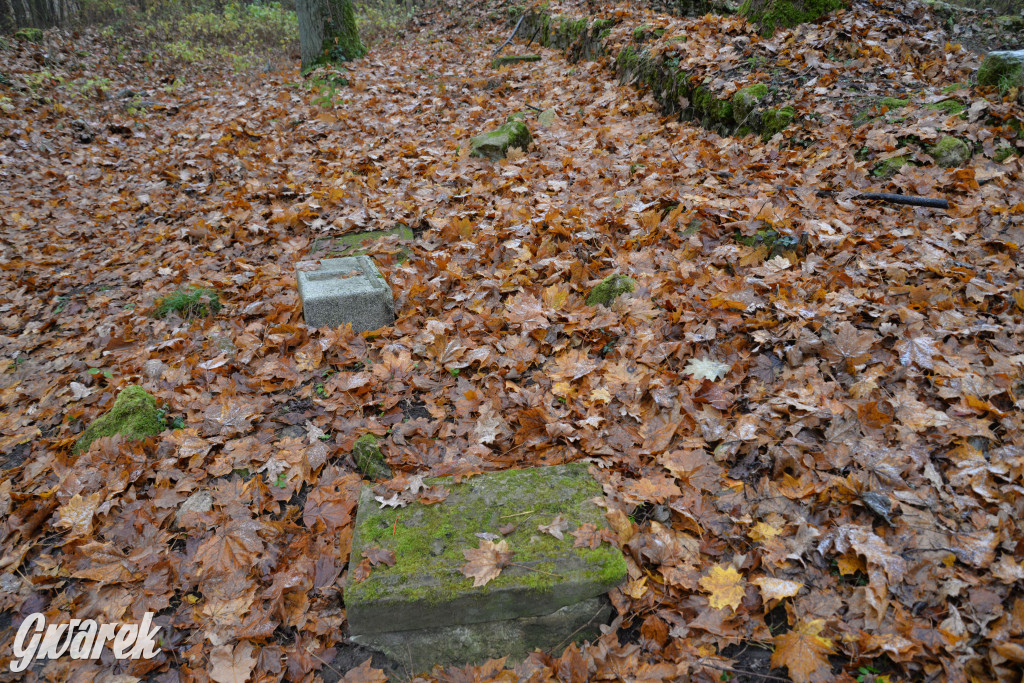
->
(461, 539, 513, 587)
(362, 546, 396, 567)
(770, 620, 833, 683)
(209, 641, 257, 683)
(538, 514, 569, 540)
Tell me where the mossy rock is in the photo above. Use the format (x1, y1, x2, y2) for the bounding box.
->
(469, 118, 532, 160)
(761, 106, 796, 140)
(733, 83, 769, 125)
(692, 85, 733, 124)
(977, 50, 1024, 93)
(926, 99, 966, 116)
(14, 28, 43, 42)
(878, 96, 910, 109)
(491, 54, 541, 69)
(354, 433, 392, 481)
(739, 0, 847, 35)
(871, 155, 913, 178)
(73, 385, 164, 455)
(585, 275, 636, 307)
(928, 136, 972, 168)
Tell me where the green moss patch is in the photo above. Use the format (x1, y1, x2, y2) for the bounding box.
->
(14, 28, 43, 42)
(761, 106, 796, 140)
(73, 385, 164, 455)
(346, 463, 627, 633)
(153, 286, 222, 319)
(926, 99, 966, 116)
(871, 155, 913, 178)
(740, 0, 847, 35)
(354, 433, 392, 481)
(977, 50, 1024, 94)
(585, 274, 636, 306)
(733, 83, 770, 125)
(469, 118, 532, 160)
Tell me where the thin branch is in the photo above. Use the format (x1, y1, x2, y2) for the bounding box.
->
(492, 14, 526, 57)
(697, 659, 791, 682)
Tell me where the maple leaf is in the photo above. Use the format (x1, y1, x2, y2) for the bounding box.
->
(56, 491, 103, 539)
(195, 519, 265, 577)
(538, 514, 569, 540)
(209, 641, 257, 683)
(571, 523, 616, 550)
(752, 577, 803, 603)
(461, 539, 513, 587)
(822, 322, 876, 367)
(342, 658, 388, 683)
(698, 565, 745, 611)
(897, 334, 936, 370)
(770, 620, 834, 683)
(362, 546, 396, 567)
(684, 357, 731, 381)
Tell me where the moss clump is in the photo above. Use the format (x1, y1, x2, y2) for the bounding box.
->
(73, 385, 164, 455)
(878, 96, 909, 109)
(354, 433, 391, 481)
(928, 136, 972, 168)
(733, 83, 770, 125)
(469, 117, 532, 160)
(585, 274, 636, 307)
(994, 146, 1018, 163)
(871, 155, 913, 178)
(14, 28, 43, 42)
(926, 99, 966, 116)
(739, 0, 847, 35)
(692, 85, 733, 123)
(153, 287, 222, 319)
(760, 106, 796, 140)
(977, 50, 1024, 94)
(491, 54, 541, 68)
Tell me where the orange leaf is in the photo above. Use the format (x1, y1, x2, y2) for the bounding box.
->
(461, 539, 513, 587)
(699, 565, 745, 611)
(770, 620, 834, 683)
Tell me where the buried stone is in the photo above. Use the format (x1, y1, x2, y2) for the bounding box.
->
(469, 117, 532, 160)
(296, 255, 395, 331)
(345, 463, 627, 671)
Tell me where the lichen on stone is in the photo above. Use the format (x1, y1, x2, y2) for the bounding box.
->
(73, 385, 164, 455)
(585, 274, 636, 307)
(354, 433, 392, 481)
(469, 118, 532, 160)
(928, 136, 972, 168)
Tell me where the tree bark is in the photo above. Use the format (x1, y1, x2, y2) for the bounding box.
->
(1, 0, 78, 32)
(295, 0, 366, 72)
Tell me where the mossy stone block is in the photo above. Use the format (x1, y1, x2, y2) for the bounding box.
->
(585, 274, 636, 307)
(733, 83, 769, 125)
(760, 106, 796, 140)
(977, 50, 1024, 91)
(346, 463, 627, 637)
(491, 54, 541, 68)
(353, 433, 392, 481)
(740, 0, 847, 35)
(73, 385, 163, 454)
(469, 118, 532, 160)
(928, 136, 971, 168)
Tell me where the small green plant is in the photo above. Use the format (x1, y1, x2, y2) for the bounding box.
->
(274, 472, 287, 487)
(448, 368, 460, 377)
(153, 287, 222, 319)
(856, 666, 880, 682)
(315, 383, 328, 398)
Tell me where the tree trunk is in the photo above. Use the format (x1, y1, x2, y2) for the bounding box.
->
(1, 0, 78, 32)
(295, 0, 366, 72)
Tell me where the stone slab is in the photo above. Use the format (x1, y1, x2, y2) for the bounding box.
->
(296, 255, 395, 331)
(351, 596, 613, 673)
(345, 463, 627, 636)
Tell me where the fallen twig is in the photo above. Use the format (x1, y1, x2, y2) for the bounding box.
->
(781, 186, 949, 210)
(492, 14, 526, 57)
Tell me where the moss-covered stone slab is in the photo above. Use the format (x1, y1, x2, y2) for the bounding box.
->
(469, 118, 532, 160)
(977, 50, 1024, 92)
(73, 385, 164, 455)
(346, 463, 626, 638)
(491, 54, 541, 68)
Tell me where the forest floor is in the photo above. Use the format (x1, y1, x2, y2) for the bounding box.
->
(1, 0, 1023, 681)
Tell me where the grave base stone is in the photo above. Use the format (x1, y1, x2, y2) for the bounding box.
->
(345, 463, 627, 673)
(296, 255, 395, 331)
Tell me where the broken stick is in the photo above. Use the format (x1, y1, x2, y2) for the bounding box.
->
(781, 186, 949, 210)
(492, 15, 526, 57)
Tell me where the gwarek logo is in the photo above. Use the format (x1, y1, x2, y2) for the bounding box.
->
(10, 612, 161, 673)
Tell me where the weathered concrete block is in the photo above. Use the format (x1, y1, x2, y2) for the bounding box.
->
(296, 255, 395, 331)
(345, 463, 627, 669)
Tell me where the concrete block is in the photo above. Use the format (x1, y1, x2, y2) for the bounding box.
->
(345, 463, 627, 669)
(296, 255, 395, 331)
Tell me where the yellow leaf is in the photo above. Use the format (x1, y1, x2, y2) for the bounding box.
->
(699, 564, 745, 611)
(57, 492, 103, 539)
(622, 576, 647, 600)
(750, 521, 782, 543)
